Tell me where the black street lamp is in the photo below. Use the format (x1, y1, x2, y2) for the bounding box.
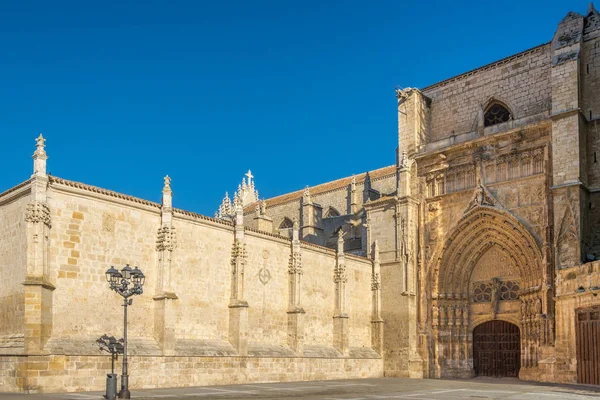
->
(105, 264, 145, 399)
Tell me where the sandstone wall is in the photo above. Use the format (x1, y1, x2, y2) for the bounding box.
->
(47, 188, 161, 344)
(0, 184, 29, 342)
(0, 177, 380, 393)
(552, 261, 600, 383)
(422, 44, 551, 143)
(12, 354, 382, 393)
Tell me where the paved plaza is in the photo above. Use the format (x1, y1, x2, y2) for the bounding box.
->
(1, 378, 599, 400)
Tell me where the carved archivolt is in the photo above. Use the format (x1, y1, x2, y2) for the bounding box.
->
(430, 206, 543, 297)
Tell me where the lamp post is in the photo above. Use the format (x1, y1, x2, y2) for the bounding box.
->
(105, 265, 145, 399)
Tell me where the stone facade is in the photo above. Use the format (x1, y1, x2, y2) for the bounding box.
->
(2, 3, 600, 393)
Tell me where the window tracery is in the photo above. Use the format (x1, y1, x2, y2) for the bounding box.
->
(484, 103, 512, 127)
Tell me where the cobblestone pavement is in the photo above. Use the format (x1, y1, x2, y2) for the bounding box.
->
(2, 377, 600, 400)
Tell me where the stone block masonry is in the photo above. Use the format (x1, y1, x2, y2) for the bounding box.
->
(0, 138, 382, 393)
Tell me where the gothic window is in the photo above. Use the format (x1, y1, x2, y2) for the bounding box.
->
(484, 103, 512, 127)
(324, 207, 340, 218)
(499, 281, 520, 300)
(279, 218, 293, 229)
(473, 283, 492, 302)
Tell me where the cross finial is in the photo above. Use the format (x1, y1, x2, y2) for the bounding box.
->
(245, 170, 254, 184)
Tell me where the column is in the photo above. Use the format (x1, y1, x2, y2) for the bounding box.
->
(229, 198, 249, 355)
(153, 176, 178, 355)
(333, 229, 349, 356)
(287, 220, 305, 354)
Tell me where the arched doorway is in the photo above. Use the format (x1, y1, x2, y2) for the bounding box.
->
(427, 199, 547, 379)
(473, 320, 520, 377)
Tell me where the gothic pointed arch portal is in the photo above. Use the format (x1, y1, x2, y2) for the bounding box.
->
(429, 204, 550, 379)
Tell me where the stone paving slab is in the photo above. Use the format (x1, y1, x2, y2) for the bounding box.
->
(1, 378, 600, 400)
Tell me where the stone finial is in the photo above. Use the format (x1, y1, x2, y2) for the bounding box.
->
(260, 200, 267, 215)
(292, 218, 299, 242)
(303, 186, 312, 203)
(32, 134, 48, 176)
(337, 228, 344, 254)
(162, 175, 173, 209)
(351, 175, 356, 189)
(589, 2, 597, 15)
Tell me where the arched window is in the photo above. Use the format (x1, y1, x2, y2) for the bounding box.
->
(279, 218, 294, 229)
(324, 206, 340, 218)
(484, 103, 512, 127)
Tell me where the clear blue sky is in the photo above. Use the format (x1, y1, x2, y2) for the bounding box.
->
(0, 1, 582, 215)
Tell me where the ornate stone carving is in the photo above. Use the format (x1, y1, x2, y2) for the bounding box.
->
(156, 226, 177, 251)
(371, 272, 381, 290)
(288, 251, 302, 275)
(25, 201, 51, 227)
(258, 267, 271, 285)
(333, 261, 347, 284)
(465, 181, 495, 213)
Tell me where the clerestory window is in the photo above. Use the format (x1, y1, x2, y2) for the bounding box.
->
(484, 103, 511, 127)
(279, 218, 294, 229)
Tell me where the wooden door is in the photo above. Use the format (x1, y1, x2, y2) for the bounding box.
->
(473, 320, 520, 377)
(577, 307, 600, 385)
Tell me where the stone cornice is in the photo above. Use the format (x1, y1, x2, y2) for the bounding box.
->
(549, 108, 584, 121)
(0, 179, 31, 206)
(416, 120, 551, 162)
(22, 278, 56, 291)
(48, 176, 161, 213)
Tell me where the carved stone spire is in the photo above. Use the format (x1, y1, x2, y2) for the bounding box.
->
(350, 175, 358, 213)
(162, 175, 172, 210)
(334, 228, 347, 285)
(216, 192, 234, 220)
(32, 134, 48, 178)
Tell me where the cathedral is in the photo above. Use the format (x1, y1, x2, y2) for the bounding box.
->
(1, 3, 600, 393)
